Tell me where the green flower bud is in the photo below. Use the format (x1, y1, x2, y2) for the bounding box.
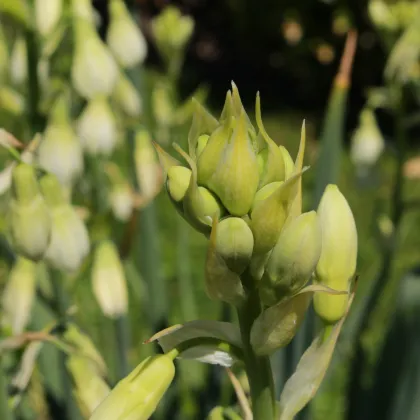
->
(196, 134, 210, 158)
(205, 218, 245, 305)
(215, 217, 254, 274)
(40, 174, 90, 272)
(314, 185, 357, 323)
(77, 96, 118, 156)
(2, 257, 36, 334)
(279, 145, 294, 180)
(250, 170, 305, 255)
(107, 0, 147, 68)
(10, 35, 27, 86)
(251, 181, 283, 212)
(90, 354, 175, 420)
(92, 240, 128, 319)
(167, 166, 191, 204)
(112, 71, 142, 118)
(72, 18, 118, 99)
(37, 95, 84, 186)
(9, 164, 51, 260)
(71, 0, 97, 24)
(109, 178, 133, 222)
(0, 86, 25, 116)
(260, 211, 321, 305)
(205, 110, 260, 216)
(35, 0, 63, 37)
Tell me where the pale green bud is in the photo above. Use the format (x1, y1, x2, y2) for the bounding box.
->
(109, 182, 133, 222)
(107, 0, 147, 68)
(167, 166, 191, 203)
(351, 108, 384, 168)
(35, 0, 63, 37)
(260, 211, 321, 305)
(152, 84, 174, 127)
(77, 96, 118, 156)
(368, 0, 398, 31)
(92, 240, 128, 319)
(72, 19, 118, 99)
(214, 217, 254, 274)
(0, 86, 25, 116)
(196, 134, 210, 158)
(10, 35, 27, 86)
(205, 110, 260, 216)
(251, 181, 283, 212)
(279, 145, 294, 180)
(2, 257, 36, 334)
(9, 164, 51, 260)
(314, 185, 357, 323)
(71, 0, 97, 25)
(40, 174, 90, 272)
(90, 354, 175, 420)
(112, 71, 142, 117)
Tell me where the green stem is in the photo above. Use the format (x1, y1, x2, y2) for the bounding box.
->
(0, 357, 13, 420)
(236, 289, 275, 420)
(113, 315, 130, 380)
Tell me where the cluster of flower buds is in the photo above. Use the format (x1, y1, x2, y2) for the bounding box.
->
(8, 163, 90, 272)
(158, 83, 358, 329)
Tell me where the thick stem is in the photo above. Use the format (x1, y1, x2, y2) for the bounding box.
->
(236, 290, 275, 420)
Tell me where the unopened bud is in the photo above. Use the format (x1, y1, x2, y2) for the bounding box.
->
(112, 72, 142, 118)
(166, 166, 191, 205)
(71, 0, 97, 25)
(314, 185, 357, 323)
(90, 354, 175, 420)
(92, 240, 128, 319)
(0, 86, 25, 116)
(260, 211, 321, 305)
(107, 0, 147, 68)
(10, 35, 27, 86)
(35, 0, 63, 37)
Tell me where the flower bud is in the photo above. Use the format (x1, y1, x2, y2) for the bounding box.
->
(196, 134, 209, 158)
(106, 165, 134, 222)
(152, 83, 174, 128)
(112, 71, 142, 118)
(314, 185, 357, 323)
(9, 163, 51, 260)
(2, 257, 36, 334)
(107, 0, 147, 68)
(77, 96, 118, 156)
(214, 217, 254, 274)
(72, 18, 118, 99)
(166, 166, 191, 205)
(92, 240, 128, 319)
(0, 86, 25, 116)
(90, 354, 175, 420)
(40, 174, 90, 272)
(35, 0, 63, 37)
(10, 35, 27, 86)
(71, 0, 98, 25)
(251, 181, 283, 212)
(350, 108, 384, 168)
(279, 145, 294, 180)
(260, 211, 321, 305)
(37, 96, 84, 186)
(368, 0, 398, 31)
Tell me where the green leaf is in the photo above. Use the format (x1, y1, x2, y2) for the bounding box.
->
(146, 320, 243, 367)
(277, 292, 355, 420)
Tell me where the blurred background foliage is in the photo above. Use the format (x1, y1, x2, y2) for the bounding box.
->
(0, 0, 420, 419)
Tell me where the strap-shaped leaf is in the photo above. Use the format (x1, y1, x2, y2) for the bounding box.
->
(278, 291, 355, 420)
(146, 320, 243, 367)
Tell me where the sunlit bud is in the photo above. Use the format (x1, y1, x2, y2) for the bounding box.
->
(107, 0, 147, 68)
(77, 95, 118, 156)
(92, 240, 128, 319)
(196, 134, 209, 158)
(9, 163, 51, 260)
(279, 146, 294, 180)
(37, 95, 84, 186)
(350, 108, 384, 168)
(0, 86, 25, 116)
(368, 0, 398, 31)
(0, 25, 9, 82)
(134, 129, 162, 202)
(2, 257, 36, 334)
(250, 171, 304, 255)
(10, 35, 27, 86)
(112, 71, 142, 117)
(214, 217, 254, 274)
(71, 0, 97, 25)
(151, 6, 194, 63)
(72, 18, 118, 99)
(67, 356, 110, 417)
(40, 174, 90, 272)
(314, 185, 357, 323)
(205, 218, 245, 305)
(90, 354, 175, 420)
(35, 0, 63, 37)
(260, 211, 321, 305)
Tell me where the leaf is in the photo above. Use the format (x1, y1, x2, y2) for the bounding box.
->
(251, 284, 347, 356)
(277, 292, 355, 420)
(146, 320, 242, 367)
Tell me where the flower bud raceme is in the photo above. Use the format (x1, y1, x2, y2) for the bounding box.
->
(106, 0, 147, 69)
(40, 174, 90, 272)
(9, 163, 51, 260)
(112, 71, 142, 118)
(260, 211, 322, 306)
(90, 354, 176, 420)
(35, 0, 63, 37)
(72, 18, 118, 99)
(2, 257, 36, 334)
(91, 240, 128, 319)
(10, 35, 27, 86)
(314, 185, 357, 323)
(37, 95, 84, 186)
(77, 95, 118, 156)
